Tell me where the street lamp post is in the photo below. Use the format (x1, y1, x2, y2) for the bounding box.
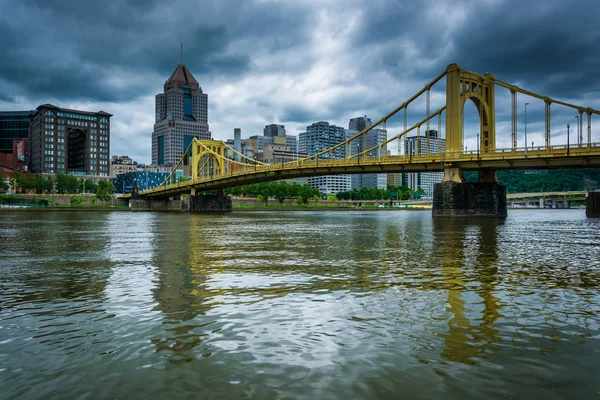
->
(476, 132, 480, 159)
(575, 116, 580, 146)
(524, 102, 529, 155)
(567, 123, 570, 155)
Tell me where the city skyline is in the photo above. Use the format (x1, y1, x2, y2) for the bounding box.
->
(1, 0, 599, 164)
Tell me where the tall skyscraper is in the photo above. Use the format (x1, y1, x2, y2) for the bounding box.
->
(299, 121, 350, 195)
(152, 63, 210, 165)
(347, 116, 388, 190)
(349, 116, 371, 132)
(263, 124, 286, 137)
(29, 104, 111, 176)
(404, 130, 445, 198)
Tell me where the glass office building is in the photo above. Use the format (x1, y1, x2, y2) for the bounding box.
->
(0, 111, 30, 153)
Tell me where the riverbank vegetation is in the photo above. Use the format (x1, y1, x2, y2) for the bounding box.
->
(225, 182, 322, 205)
(4, 170, 115, 200)
(465, 169, 600, 193)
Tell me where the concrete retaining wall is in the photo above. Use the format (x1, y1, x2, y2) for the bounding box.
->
(3, 195, 128, 208)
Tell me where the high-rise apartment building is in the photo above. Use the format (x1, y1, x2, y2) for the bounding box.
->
(299, 121, 350, 195)
(346, 116, 388, 190)
(404, 130, 445, 198)
(28, 104, 111, 176)
(263, 124, 286, 137)
(152, 63, 210, 165)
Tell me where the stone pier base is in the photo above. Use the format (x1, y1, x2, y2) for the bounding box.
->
(587, 191, 600, 217)
(131, 194, 232, 212)
(185, 194, 232, 212)
(433, 182, 507, 218)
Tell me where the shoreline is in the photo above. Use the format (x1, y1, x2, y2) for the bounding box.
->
(0, 205, 585, 212)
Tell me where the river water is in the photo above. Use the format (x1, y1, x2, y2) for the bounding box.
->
(1, 210, 599, 399)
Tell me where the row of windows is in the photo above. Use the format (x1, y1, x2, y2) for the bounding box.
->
(56, 111, 98, 121)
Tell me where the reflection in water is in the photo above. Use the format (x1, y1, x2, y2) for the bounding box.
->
(2, 210, 600, 399)
(434, 218, 503, 364)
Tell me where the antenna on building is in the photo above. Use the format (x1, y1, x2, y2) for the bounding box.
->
(180, 43, 183, 65)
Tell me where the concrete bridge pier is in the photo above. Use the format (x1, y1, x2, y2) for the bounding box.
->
(131, 193, 232, 212)
(551, 198, 557, 209)
(587, 191, 600, 217)
(185, 193, 232, 212)
(539, 197, 544, 208)
(433, 168, 507, 218)
(563, 199, 570, 209)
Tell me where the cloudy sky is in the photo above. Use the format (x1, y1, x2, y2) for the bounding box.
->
(1, 0, 599, 163)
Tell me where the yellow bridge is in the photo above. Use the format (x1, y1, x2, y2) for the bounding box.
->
(140, 63, 600, 216)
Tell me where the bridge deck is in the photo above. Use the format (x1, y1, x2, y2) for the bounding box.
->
(142, 144, 600, 198)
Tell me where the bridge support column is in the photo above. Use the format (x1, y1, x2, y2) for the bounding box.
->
(539, 198, 544, 209)
(587, 191, 600, 217)
(433, 168, 507, 218)
(551, 198, 557, 209)
(563, 199, 570, 209)
(185, 193, 232, 212)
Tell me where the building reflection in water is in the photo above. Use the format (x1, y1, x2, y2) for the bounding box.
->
(434, 218, 503, 364)
(104, 212, 159, 319)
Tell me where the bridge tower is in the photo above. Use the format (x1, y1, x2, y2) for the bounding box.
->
(434, 64, 506, 217)
(191, 140, 226, 180)
(445, 63, 496, 156)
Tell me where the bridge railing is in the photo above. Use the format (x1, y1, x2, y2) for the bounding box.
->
(141, 142, 600, 195)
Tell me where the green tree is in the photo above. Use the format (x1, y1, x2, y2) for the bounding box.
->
(0, 178, 8, 192)
(257, 194, 268, 205)
(79, 178, 97, 194)
(10, 170, 26, 193)
(413, 187, 426, 199)
(273, 182, 289, 205)
(327, 193, 338, 202)
(96, 180, 115, 201)
(55, 173, 79, 194)
(32, 174, 53, 194)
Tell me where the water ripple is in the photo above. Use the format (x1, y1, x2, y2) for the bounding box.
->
(1, 210, 600, 399)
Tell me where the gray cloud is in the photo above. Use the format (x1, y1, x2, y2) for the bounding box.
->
(0, 0, 598, 163)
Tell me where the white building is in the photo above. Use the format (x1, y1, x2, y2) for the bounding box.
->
(299, 121, 350, 195)
(404, 130, 445, 198)
(346, 116, 388, 190)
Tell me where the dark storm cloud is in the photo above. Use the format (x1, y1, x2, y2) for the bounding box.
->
(0, 0, 309, 102)
(0, 92, 15, 103)
(349, 0, 600, 100)
(449, 0, 600, 97)
(280, 105, 328, 124)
